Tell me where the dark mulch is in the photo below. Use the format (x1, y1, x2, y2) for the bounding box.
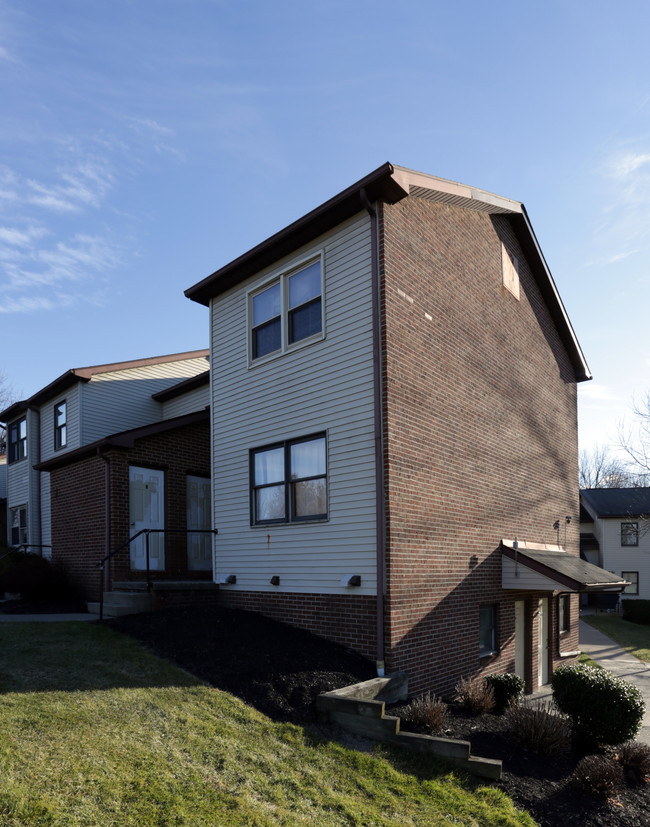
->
(104, 605, 649, 827)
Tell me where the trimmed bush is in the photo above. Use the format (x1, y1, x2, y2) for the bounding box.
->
(400, 693, 448, 734)
(621, 599, 650, 625)
(504, 700, 571, 755)
(453, 676, 495, 714)
(552, 664, 645, 746)
(484, 672, 525, 713)
(617, 740, 650, 784)
(572, 754, 624, 799)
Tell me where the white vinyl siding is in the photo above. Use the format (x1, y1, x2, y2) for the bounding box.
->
(81, 356, 208, 443)
(209, 212, 377, 595)
(161, 384, 210, 419)
(0, 458, 6, 500)
(600, 517, 650, 601)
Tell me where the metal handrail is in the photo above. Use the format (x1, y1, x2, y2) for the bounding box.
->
(98, 528, 218, 621)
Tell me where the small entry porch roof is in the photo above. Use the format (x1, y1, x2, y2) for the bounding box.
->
(501, 540, 629, 593)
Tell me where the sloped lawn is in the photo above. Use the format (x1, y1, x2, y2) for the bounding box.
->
(0, 622, 533, 826)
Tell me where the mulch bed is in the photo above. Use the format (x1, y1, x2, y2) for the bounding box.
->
(53, 603, 650, 825)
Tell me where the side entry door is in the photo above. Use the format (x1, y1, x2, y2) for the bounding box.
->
(129, 466, 165, 571)
(187, 475, 212, 571)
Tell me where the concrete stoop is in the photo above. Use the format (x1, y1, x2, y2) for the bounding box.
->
(87, 591, 155, 618)
(316, 673, 502, 781)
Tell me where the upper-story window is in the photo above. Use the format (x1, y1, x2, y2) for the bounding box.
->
(54, 400, 67, 450)
(621, 522, 639, 546)
(8, 417, 27, 463)
(250, 258, 323, 362)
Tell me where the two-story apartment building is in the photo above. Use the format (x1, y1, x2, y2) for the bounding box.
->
(581, 488, 650, 601)
(186, 162, 624, 695)
(0, 350, 209, 564)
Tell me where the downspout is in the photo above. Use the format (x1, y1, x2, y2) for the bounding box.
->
(99, 448, 110, 593)
(31, 407, 42, 554)
(361, 187, 386, 677)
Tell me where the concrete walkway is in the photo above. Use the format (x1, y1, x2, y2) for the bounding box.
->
(579, 617, 650, 745)
(0, 611, 96, 622)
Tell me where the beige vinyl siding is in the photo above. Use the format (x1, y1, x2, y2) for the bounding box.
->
(210, 212, 377, 595)
(81, 356, 208, 443)
(40, 385, 81, 463)
(161, 385, 210, 419)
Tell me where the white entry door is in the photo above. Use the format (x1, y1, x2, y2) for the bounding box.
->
(514, 600, 525, 681)
(129, 466, 165, 571)
(537, 598, 549, 686)
(187, 475, 212, 572)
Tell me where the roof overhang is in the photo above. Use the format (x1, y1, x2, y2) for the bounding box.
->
(501, 540, 629, 593)
(34, 409, 209, 472)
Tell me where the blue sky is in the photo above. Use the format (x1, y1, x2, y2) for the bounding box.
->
(1, 0, 649, 455)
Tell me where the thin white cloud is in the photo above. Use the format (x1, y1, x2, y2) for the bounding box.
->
(579, 383, 622, 402)
(608, 152, 650, 179)
(0, 225, 48, 247)
(25, 159, 114, 213)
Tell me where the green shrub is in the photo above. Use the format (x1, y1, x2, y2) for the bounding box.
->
(484, 672, 525, 713)
(621, 599, 650, 625)
(552, 664, 645, 746)
(400, 692, 448, 734)
(572, 754, 624, 799)
(453, 676, 495, 714)
(504, 700, 571, 755)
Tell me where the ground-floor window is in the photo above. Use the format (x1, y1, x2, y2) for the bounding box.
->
(479, 604, 497, 656)
(10, 505, 27, 547)
(558, 594, 569, 633)
(622, 571, 639, 595)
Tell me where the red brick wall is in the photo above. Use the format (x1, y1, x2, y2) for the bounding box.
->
(217, 590, 377, 661)
(379, 197, 580, 694)
(49, 454, 106, 600)
(49, 420, 210, 601)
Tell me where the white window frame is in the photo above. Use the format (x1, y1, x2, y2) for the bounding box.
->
(247, 253, 324, 366)
(558, 594, 570, 634)
(10, 505, 27, 547)
(54, 399, 67, 451)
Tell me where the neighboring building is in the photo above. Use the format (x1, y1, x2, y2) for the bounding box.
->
(580, 488, 650, 601)
(0, 351, 209, 561)
(186, 162, 624, 695)
(0, 452, 6, 546)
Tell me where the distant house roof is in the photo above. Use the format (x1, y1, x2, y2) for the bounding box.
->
(0, 349, 209, 423)
(581, 488, 650, 518)
(185, 163, 591, 383)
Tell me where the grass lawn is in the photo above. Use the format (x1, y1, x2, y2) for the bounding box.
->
(0, 623, 535, 827)
(582, 614, 650, 663)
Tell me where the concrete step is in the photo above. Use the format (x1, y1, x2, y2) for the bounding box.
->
(87, 591, 154, 618)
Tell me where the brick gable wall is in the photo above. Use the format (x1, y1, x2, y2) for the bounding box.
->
(379, 196, 580, 694)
